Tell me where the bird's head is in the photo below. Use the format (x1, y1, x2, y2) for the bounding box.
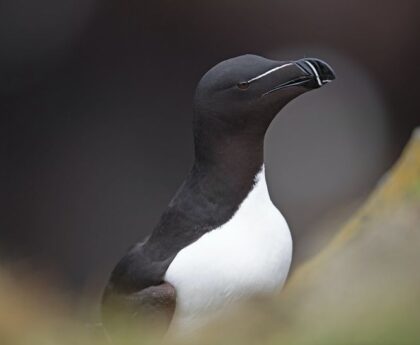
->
(193, 54, 335, 141)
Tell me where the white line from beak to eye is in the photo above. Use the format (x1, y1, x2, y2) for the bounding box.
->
(303, 60, 322, 87)
(247, 62, 295, 83)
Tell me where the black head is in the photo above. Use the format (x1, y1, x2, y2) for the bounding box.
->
(193, 54, 335, 144)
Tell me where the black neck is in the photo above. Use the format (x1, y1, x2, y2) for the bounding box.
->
(193, 132, 264, 198)
(192, 114, 265, 191)
(166, 125, 264, 230)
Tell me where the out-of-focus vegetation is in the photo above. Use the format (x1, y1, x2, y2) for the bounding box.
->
(1, 129, 420, 345)
(195, 128, 420, 345)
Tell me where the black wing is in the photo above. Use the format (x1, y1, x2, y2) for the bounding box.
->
(101, 169, 242, 335)
(101, 240, 178, 336)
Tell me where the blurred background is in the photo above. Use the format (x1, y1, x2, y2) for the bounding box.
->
(2, 0, 420, 309)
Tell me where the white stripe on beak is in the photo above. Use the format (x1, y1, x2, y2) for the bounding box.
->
(303, 60, 322, 87)
(247, 63, 295, 83)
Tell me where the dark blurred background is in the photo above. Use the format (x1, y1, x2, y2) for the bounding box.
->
(2, 0, 419, 302)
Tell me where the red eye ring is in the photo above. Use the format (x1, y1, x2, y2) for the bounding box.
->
(237, 81, 250, 90)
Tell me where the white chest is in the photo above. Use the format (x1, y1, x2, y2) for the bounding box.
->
(164, 166, 292, 331)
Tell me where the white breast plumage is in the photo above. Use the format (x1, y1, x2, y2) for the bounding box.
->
(164, 165, 292, 331)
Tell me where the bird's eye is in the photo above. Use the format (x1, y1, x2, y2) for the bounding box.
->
(237, 81, 250, 90)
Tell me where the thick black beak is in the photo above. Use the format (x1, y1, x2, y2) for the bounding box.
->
(295, 58, 336, 88)
(262, 58, 335, 96)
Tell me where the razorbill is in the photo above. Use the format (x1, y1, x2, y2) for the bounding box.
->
(101, 54, 335, 334)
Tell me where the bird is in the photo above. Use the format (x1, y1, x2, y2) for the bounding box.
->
(101, 54, 335, 336)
